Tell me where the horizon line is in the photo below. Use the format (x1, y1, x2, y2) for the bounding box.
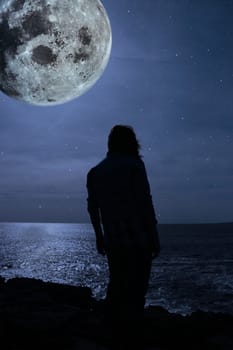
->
(0, 220, 232, 226)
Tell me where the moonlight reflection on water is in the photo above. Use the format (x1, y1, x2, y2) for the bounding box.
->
(0, 222, 233, 316)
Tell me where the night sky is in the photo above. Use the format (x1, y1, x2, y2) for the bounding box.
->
(0, 0, 232, 224)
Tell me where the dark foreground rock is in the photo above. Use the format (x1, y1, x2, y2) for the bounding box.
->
(0, 276, 232, 350)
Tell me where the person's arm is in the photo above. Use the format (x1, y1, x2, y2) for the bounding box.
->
(86, 170, 105, 255)
(134, 160, 160, 258)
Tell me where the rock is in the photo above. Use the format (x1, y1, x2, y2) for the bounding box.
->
(0, 276, 232, 350)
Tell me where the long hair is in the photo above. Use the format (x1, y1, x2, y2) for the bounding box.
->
(107, 125, 141, 157)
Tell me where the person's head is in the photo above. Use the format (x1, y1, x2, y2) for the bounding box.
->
(107, 125, 141, 157)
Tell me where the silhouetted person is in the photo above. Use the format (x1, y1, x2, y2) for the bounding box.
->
(86, 125, 160, 348)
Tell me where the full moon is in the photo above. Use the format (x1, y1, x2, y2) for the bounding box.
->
(0, 0, 112, 106)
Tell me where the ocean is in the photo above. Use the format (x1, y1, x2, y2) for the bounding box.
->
(0, 222, 232, 316)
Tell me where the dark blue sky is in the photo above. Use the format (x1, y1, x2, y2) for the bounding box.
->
(0, 0, 233, 224)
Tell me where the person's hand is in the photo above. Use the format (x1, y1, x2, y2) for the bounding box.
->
(151, 241, 160, 259)
(149, 224, 160, 260)
(152, 248, 160, 260)
(96, 236, 106, 255)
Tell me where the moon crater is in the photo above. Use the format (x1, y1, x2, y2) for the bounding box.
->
(22, 10, 53, 39)
(78, 26, 92, 46)
(32, 45, 57, 65)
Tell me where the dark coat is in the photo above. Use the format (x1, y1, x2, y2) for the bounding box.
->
(87, 153, 160, 252)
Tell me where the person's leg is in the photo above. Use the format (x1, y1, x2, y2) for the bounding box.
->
(126, 247, 153, 349)
(106, 249, 129, 314)
(106, 246, 152, 349)
(106, 249, 131, 348)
